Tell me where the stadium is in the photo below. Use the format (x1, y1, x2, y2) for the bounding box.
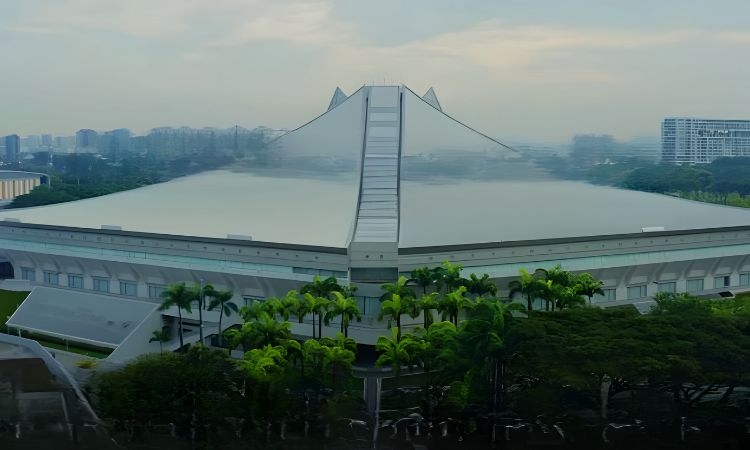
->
(3, 85, 750, 360)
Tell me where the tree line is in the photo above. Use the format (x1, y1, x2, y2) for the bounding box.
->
(90, 263, 750, 448)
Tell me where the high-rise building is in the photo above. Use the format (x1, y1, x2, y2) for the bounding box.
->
(662, 117, 750, 164)
(41, 134, 53, 148)
(4, 135, 20, 164)
(75, 129, 98, 150)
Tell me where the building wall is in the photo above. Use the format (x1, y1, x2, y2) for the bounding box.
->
(662, 118, 750, 164)
(4, 222, 750, 345)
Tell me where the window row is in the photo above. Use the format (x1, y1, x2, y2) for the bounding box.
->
(19, 267, 163, 298)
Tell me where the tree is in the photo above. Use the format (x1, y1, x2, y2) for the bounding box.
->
(463, 273, 498, 297)
(308, 294, 331, 339)
(206, 288, 238, 348)
(301, 275, 341, 299)
(508, 268, 546, 311)
(459, 298, 525, 413)
(158, 282, 197, 350)
(379, 294, 417, 341)
(409, 267, 434, 296)
(323, 345, 356, 393)
(380, 275, 415, 302)
(415, 292, 440, 329)
(438, 285, 474, 326)
(296, 294, 316, 338)
(375, 328, 424, 381)
(225, 312, 292, 352)
(436, 261, 463, 293)
(324, 291, 361, 337)
(574, 272, 605, 306)
(149, 327, 171, 353)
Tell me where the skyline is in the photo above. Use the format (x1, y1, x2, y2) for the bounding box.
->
(1, 0, 750, 141)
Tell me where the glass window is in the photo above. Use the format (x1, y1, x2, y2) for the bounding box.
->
(148, 284, 165, 299)
(593, 288, 616, 303)
(627, 285, 647, 299)
(740, 273, 750, 286)
(119, 281, 137, 296)
(657, 282, 676, 293)
(68, 275, 83, 289)
(686, 279, 704, 293)
(93, 278, 109, 293)
(21, 267, 35, 282)
(713, 275, 730, 289)
(43, 271, 59, 285)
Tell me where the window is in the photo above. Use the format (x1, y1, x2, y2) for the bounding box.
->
(593, 288, 616, 303)
(120, 281, 137, 296)
(740, 273, 750, 286)
(21, 267, 35, 282)
(93, 278, 110, 293)
(148, 284, 165, 299)
(242, 295, 265, 308)
(713, 275, 730, 289)
(627, 285, 647, 299)
(686, 279, 704, 293)
(43, 271, 59, 285)
(68, 275, 83, 289)
(657, 282, 676, 293)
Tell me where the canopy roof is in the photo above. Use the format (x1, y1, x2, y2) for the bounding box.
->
(1, 85, 750, 248)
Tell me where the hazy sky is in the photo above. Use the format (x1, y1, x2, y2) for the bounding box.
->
(2, 0, 750, 142)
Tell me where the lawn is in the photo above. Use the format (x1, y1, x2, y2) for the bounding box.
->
(0, 288, 111, 359)
(0, 289, 30, 332)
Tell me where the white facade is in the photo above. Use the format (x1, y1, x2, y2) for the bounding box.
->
(662, 117, 750, 164)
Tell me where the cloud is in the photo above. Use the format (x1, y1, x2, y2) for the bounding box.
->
(203, 1, 350, 47)
(717, 32, 750, 44)
(365, 21, 696, 70)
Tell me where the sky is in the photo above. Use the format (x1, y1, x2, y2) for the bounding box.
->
(1, 0, 750, 142)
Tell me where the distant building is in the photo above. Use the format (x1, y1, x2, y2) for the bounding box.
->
(100, 128, 131, 158)
(662, 117, 750, 164)
(0, 170, 49, 202)
(41, 134, 53, 148)
(4, 134, 20, 164)
(75, 129, 98, 150)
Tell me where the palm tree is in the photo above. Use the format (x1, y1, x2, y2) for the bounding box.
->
(460, 297, 525, 413)
(379, 294, 417, 341)
(320, 332, 357, 353)
(301, 275, 341, 299)
(226, 312, 292, 352)
(296, 294, 316, 338)
(375, 328, 424, 382)
(158, 283, 196, 350)
(439, 261, 463, 293)
(438, 286, 474, 326)
(303, 293, 330, 339)
(464, 273, 498, 297)
(409, 267, 434, 296)
(574, 273, 605, 306)
(149, 327, 171, 353)
(324, 291, 361, 337)
(508, 268, 546, 312)
(323, 345, 356, 393)
(415, 292, 440, 329)
(278, 290, 300, 321)
(206, 288, 238, 347)
(380, 276, 416, 302)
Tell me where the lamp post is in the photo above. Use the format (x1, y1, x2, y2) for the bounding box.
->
(198, 278, 205, 344)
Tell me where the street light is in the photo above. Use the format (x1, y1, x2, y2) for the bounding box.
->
(198, 278, 205, 344)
